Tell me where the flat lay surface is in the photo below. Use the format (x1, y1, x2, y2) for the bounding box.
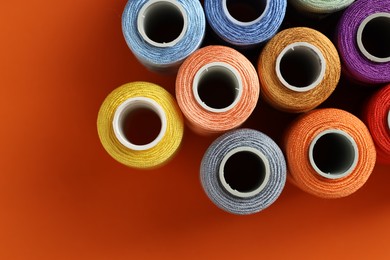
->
(1, 1, 389, 259)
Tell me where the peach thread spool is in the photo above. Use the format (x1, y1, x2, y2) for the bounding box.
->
(176, 45, 260, 135)
(284, 108, 376, 198)
(363, 84, 390, 164)
(97, 82, 184, 169)
(258, 27, 341, 113)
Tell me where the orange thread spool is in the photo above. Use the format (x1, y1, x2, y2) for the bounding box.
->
(176, 45, 260, 135)
(258, 27, 341, 113)
(364, 84, 390, 164)
(284, 108, 376, 198)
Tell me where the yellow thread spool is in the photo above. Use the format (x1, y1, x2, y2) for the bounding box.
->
(97, 82, 184, 169)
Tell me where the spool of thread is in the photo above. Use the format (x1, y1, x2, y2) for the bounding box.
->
(258, 27, 341, 113)
(284, 108, 376, 198)
(289, 0, 355, 15)
(200, 129, 287, 215)
(176, 45, 260, 135)
(364, 84, 390, 164)
(204, 0, 287, 48)
(337, 0, 390, 85)
(122, 0, 205, 72)
(97, 82, 184, 169)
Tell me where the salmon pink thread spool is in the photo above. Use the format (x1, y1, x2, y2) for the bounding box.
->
(176, 45, 260, 135)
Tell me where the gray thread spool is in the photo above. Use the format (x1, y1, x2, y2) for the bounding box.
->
(200, 129, 287, 215)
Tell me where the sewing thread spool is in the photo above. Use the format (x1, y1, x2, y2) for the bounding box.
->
(284, 108, 376, 198)
(97, 82, 184, 169)
(364, 84, 390, 164)
(204, 0, 287, 48)
(289, 0, 355, 15)
(258, 27, 341, 113)
(337, 0, 390, 85)
(200, 129, 287, 215)
(122, 0, 205, 72)
(176, 45, 260, 135)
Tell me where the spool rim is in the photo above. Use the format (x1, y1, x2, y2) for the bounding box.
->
(357, 12, 390, 63)
(308, 129, 359, 179)
(222, 0, 269, 26)
(137, 0, 188, 48)
(112, 97, 167, 151)
(219, 146, 271, 198)
(192, 61, 243, 113)
(275, 42, 326, 92)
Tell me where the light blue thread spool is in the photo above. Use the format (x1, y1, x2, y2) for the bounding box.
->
(200, 129, 287, 215)
(204, 0, 287, 48)
(289, 0, 355, 15)
(122, 0, 205, 72)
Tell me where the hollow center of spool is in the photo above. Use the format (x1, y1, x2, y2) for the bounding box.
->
(193, 62, 243, 113)
(137, 0, 188, 47)
(219, 147, 270, 198)
(309, 129, 358, 179)
(357, 13, 390, 63)
(223, 0, 266, 25)
(113, 97, 167, 151)
(276, 42, 326, 92)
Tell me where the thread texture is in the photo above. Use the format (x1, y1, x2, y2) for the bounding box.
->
(97, 82, 184, 169)
(289, 0, 355, 14)
(284, 108, 376, 198)
(364, 84, 390, 164)
(122, 0, 205, 72)
(201, 129, 286, 215)
(204, 0, 287, 48)
(337, 0, 390, 85)
(176, 45, 260, 135)
(258, 27, 341, 113)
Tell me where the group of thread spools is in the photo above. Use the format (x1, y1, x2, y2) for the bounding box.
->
(97, 0, 390, 215)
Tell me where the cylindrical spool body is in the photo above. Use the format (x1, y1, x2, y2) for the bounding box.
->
(204, 0, 287, 48)
(364, 84, 390, 164)
(337, 0, 390, 84)
(258, 27, 340, 113)
(289, 0, 355, 14)
(176, 45, 260, 135)
(122, 0, 206, 72)
(201, 129, 287, 215)
(97, 82, 184, 169)
(284, 108, 376, 198)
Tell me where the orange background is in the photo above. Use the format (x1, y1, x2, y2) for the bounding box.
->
(1, 1, 389, 259)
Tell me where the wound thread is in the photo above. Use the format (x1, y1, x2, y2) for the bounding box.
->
(337, 0, 390, 84)
(97, 82, 184, 169)
(289, 0, 355, 14)
(122, 0, 205, 73)
(176, 45, 260, 135)
(201, 129, 287, 215)
(258, 27, 341, 113)
(363, 84, 390, 164)
(204, 0, 287, 48)
(284, 108, 376, 198)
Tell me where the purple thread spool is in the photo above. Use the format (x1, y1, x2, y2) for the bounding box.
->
(337, 0, 390, 85)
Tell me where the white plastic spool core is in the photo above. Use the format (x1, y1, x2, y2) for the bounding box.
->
(137, 0, 188, 47)
(219, 147, 271, 198)
(222, 0, 268, 26)
(193, 62, 243, 113)
(387, 110, 390, 130)
(276, 42, 326, 92)
(113, 97, 167, 151)
(309, 129, 359, 179)
(357, 12, 390, 63)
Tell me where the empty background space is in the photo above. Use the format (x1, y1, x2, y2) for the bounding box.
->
(0, 1, 389, 259)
